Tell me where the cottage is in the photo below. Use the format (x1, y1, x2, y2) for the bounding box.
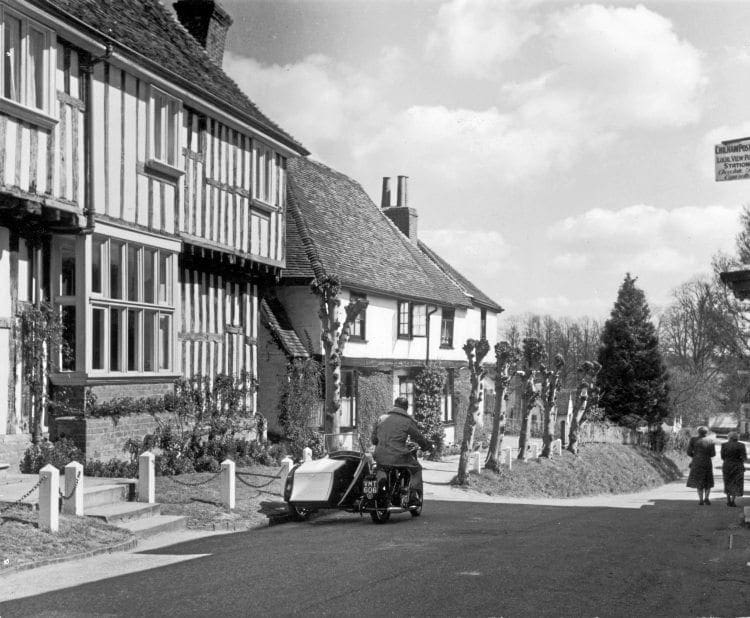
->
(259, 158, 503, 446)
(0, 0, 308, 465)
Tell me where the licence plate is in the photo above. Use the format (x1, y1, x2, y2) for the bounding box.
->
(363, 478, 378, 498)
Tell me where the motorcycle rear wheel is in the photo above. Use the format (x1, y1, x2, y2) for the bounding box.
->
(287, 503, 316, 521)
(409, 490, 423, 517)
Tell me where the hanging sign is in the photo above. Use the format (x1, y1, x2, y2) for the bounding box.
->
(715, 138, 750, 181)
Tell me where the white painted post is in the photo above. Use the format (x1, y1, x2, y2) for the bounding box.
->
(39, 464, 59, 533)
(552, 439, 562, 457)
(221, 459, 235, 511)
(280, 456, 293, 486)
(302, 447, 312, 462)
(504, 448, 512, 471)
(531, 443, 539, 459)
(138, 452, 155, 503)
(472, 451, 482, 474)
(63, 461, 84, 516)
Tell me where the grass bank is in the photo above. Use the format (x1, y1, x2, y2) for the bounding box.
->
(465, 444, 691, 498)
(0, 507, 133, 573)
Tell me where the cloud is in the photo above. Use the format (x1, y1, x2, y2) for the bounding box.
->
(420, 229, 511, 277)
(546, 204, 741, 278)
(425, 0, 540, 79)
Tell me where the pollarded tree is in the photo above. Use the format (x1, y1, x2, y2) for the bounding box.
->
(413, 365, 447, 461)
(598, 273, 669, 428)
(540, 354, 565, 458)
(456, 338, 490, 485)
(517, 337, 545, 461)
(567, 360, 601, 455)
(484, 341, 520, 472)
(310, 274, 368, 443)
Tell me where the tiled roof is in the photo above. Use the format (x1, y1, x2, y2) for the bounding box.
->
(40, 0, 307, 155)
(418, 241, 504, 313)
(284, 157, 471, 308)
(260, 296, 309, 359)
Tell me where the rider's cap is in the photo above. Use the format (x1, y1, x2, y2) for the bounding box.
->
(394, 396, 409, 410)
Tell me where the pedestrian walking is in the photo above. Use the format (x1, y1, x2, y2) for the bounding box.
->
(686, 426, 715, 505)
(720, 431, 747, 507)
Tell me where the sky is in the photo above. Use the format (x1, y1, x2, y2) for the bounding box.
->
(215, 0, 750, 323)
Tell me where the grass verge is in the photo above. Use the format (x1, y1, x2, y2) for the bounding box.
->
(0, 506, 133, 573)
(465, 444, 691, 498)
(156, 464, 286, 529)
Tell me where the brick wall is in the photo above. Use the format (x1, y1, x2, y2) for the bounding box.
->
(0, 434, 32, 471)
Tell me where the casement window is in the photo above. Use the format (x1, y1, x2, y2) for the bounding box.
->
(440, 308, 454, 348)
(0, 7, 52, 114)
(398, 377, 415, 413)
(53, 238, 78, 372)
(397, 300, 427, 339)
(90, 236, 174, 374)
(150, 87, 180, 168)
(441, 369, 454, 423)
(480, 308, 487, 340)
(350, 294, 366, 340)
(338, 370, 357, 428)
(253, 141, 285, 207)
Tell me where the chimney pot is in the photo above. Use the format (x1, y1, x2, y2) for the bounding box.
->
(174, 0, 233, 67)
(396, 175, 408, 208)
(381, 177, 392, 208)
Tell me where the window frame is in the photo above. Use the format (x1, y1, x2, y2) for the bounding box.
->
(148, 85, 181, 169)
(349, 294, 367, 341)
(52, 237, 79, 372)
(398, 376, 415, 413)
(339, 369, 357, 430)
(411, 303, 426, 338)
(397, 300, 411, 339)
(440, 308, 454, 348)
(0, 6, 56, 127)
(441, 369, 454, 423)
(89, 234, 175, 375)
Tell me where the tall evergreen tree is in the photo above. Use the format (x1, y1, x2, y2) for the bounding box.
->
(598, 273, 670, 427)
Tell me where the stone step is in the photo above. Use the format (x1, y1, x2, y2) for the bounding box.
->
(117, 514, 187, 539)
(83, 483, 133, 508)
(86, 501, 161, 524)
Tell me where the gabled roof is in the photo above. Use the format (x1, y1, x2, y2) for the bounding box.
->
(417, 241, 504, 313)
(260, 296, 309, 359)
(284, 157, 471, 308)
(40, 0, 307, 155)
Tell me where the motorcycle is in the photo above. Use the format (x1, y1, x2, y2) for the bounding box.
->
(283, 435, 424, 524)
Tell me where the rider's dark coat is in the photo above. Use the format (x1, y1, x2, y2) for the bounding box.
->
(371, 407, 431, 467)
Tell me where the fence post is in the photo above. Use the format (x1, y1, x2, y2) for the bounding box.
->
(63, 461, 84, 516)
(530, 443, 539, 459)
(138, 452, 155, 503)
(39, 464, 59, 533)
(221, 459, 236, 511)
(280, 456, 293, 486)
(303, 447, 312, 462)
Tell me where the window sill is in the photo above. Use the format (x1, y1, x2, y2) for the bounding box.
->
(348, 337, 367, 343)
(144, 159, 184, 183)
(439, 344, 454, 349)
(0, 98, 57, 130)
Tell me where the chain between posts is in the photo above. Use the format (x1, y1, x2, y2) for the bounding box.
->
(0, 476, 46, 515)
(59, 469, 82, 501)
(234, 468, 283, 489)
(162, 470, 222, 487)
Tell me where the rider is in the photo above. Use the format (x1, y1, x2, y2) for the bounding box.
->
(370, 396, 432, 501)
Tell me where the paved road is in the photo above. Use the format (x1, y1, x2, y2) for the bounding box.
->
(2, 487, 750, 617)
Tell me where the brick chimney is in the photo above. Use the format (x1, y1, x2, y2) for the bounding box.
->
(174, 0, 233, 67)
(382, 175, 418, 243)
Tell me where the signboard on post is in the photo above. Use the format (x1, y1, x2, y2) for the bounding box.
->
(715, 138, 750, 181)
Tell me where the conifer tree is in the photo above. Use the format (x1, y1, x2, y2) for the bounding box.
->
(598, 273, 669, 427)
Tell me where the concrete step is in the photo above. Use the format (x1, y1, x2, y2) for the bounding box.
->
(117, 514, 187, 539)
(83, 483, 133, 508)
(86, 501, 161, 524)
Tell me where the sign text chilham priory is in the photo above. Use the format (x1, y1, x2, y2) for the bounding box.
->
(715, 139, 750, 181)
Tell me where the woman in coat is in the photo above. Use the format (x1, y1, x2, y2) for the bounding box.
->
(721, 432, 747, 507)
(687, 426, 716, 505)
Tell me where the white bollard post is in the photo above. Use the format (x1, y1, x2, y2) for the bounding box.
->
(39, 464, 59, 533)
(63, 461, 84, 516)
(504, 448, 512, 471)
(280, 456, 293, 486)
(472, 451, 482, 474)
(221, 459, 235, 511)
(138, 451, 155, 503)
(302, 447, 312, 462)
(531, 443, 539, 459)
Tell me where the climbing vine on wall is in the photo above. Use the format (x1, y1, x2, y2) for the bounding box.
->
(414, 365, 446, 460)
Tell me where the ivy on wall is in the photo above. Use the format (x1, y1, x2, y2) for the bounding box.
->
(356, 369, 393, 444)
